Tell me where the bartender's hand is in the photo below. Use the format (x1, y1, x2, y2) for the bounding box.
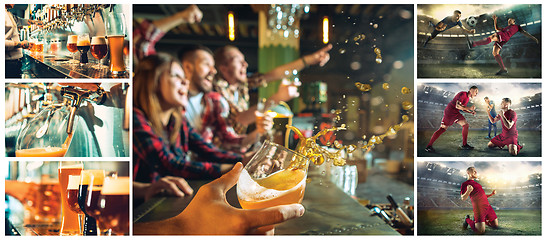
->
(177, 162, 305, 235)
(302, 44, 332, 67)
(17, 40, 29, 49)
(178, 4, 203, 23)
(144, 176, 194, 201)
(270, 79, 301, 103)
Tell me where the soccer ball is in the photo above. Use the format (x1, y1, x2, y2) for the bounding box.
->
(466, 16, 477, 28)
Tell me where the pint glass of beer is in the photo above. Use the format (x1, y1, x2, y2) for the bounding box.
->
(58, 161, 84, 235)
(237, 140, 310, 210)
(105, 13, 127, 75)
(91, 36, 108, 69)
(98, 177, 130, 235)
(67, 35, 78, 62)
(77, 34, 91, 65)
(66, 175, 84, 235)
(78, 170, 104, 236)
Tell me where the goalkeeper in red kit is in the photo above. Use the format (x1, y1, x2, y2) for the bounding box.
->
(461, 167, 499, 234)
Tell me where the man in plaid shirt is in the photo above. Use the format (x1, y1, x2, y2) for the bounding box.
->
(179, 45, 273, 153)
(133, 108, 243, 183)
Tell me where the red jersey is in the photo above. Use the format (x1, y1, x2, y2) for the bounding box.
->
(461, 179, 490, 209)
(446, 91, 470, 115)
(499, 109, 518, 136)
(498, 24, 522, 42)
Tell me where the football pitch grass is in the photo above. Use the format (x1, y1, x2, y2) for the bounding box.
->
(418, 130, 541, 157)
(418, 209, 541, 235)
(418, 64, 541, 78)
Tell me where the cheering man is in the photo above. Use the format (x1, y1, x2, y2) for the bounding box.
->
(487, 98, 523, 156)
(425, 86, 478, 153)
(461, 167, 498, 235)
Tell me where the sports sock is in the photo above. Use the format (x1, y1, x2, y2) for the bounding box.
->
(494, 55, 506, 70)
(466, 218, 477, 232)
(462, 124, 469, 145)
(472, 37, 491, 47)
(423, 36, 431, 47)
(427, 127, 446, 147)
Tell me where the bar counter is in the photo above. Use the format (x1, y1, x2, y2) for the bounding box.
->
(24, 52, 129, 79)
(133, 175, 400, 235)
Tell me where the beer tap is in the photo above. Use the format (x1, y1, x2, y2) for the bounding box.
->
(61, 85, 106, 134)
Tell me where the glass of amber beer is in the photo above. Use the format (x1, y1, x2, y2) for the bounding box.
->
(66, 175, 84, 235)
(58, 161, 84, 235)
(67, 35, 78, 63)
(77, 34, 91, 65)
(105, 13, 127, 76)
(237, 140, 310, 209)
(98, 177, 130, 235)
(91, 36, 108, 69)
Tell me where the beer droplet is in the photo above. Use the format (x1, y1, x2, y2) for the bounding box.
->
(401, 87, 411, 94)
(382, 83, 390, 90)
(374, 48, 381, 54)
(355, 82, 372, 92)
(402, 101, 413, 110)
(339, 48, 346, 54)
(375, 57, 382, 64)
(402, 115, 410, 122)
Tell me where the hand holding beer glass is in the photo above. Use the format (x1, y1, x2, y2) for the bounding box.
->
(237, 140, 309, 234)
(58, 161, 84, 235)
(77, 34, 91, 65)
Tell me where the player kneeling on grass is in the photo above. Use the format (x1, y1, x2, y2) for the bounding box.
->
(486, 98, 523, 156)
(461, 167, 498, 235)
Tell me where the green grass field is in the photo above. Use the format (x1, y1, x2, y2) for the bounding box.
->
(418, 130, 541, 157)
(418, 209, 542, 235)
(418, 64, 541, 78)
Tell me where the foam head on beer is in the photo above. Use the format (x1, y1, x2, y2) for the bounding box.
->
(77, 38, 90, 47)
(101, 177, 130, 195)
(91, 36, 106, 45)
(80, 170, 105, 186)
(67, 35, 78, 43)
(67, 175, 81, 190)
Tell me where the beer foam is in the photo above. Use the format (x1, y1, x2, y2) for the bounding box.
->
(80, 170, 105, 185)
(58, 163, 84, 170)
(77, 39, 90, 46)
(91, 36, 106, 45)
(68, 35, 78, 43)
(237, 169, 305, 202)
(101, 177, 129, 195)
(67, 175, 81, 190)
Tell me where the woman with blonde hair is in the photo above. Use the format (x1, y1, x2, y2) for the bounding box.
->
(133, 53, 243, 183)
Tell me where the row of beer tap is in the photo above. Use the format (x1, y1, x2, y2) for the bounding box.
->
(26, 4, 116, 33)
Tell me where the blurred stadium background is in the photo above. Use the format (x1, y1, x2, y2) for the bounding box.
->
(417, 161, 542, 235)
(417, 4, 541, 78)
(417, 83, 541, 157)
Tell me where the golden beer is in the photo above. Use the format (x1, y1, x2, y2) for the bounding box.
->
(107, 35, 126, 75)
(58, 164, 84, 235)
(98, 177, 130, 235)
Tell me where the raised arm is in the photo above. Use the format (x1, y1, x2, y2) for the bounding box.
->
(460, 24, 476, 34)
(519, 28, 539, 44)
(486, 189, 496, 198)
(261, 44, 332, 83)
(493, 15, 503, 31)
(461, 185, 474, 201)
